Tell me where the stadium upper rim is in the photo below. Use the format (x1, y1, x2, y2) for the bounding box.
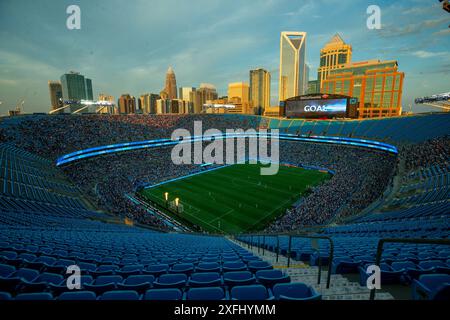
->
(55, 133, 398, 166)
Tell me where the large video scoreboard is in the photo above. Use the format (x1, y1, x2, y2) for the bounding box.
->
(282, 94, 358, 119)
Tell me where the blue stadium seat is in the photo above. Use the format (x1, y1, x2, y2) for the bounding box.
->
(117, 275, 154, 292)
(25, 256, 57, 271)
(391, 261, 429, 281)
(186, 287, 226, 300)
(20, 272, 64, 292)
(248, 261, 272, 273)
(222, 261, 247, 272)
(231, 285, 273, 300)
(223, 271, 256, 287)
(99, 290, 140, 301)
(153, 274, 187, 289)
(49, 275, 94, 294)
(195, 262, 221, 273)
(188, 272, 222, 287)
(331, 257, 361, 274)
(145, 264, 169, 276)
(0, 263, 15, 277)
(255, 270, 290, 287)
(0, 292, 12, 300)
(77, 262, 97, 273)
(418, 260, 449, 273)
(412, 274, 450, 300)
(84, 275, 123, 294)
(170, 263, 194, 275)
(15, 292, 53, 300)
(272, 283, 321, 300)
(91, 264, 120, 276)
(58, 291, 97, 300)
(359, 263, 403, 285)
(144, 288, 182, 300)
(117, 264, 144, 277)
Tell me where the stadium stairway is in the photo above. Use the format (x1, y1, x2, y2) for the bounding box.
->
(231, 238, 395, 300)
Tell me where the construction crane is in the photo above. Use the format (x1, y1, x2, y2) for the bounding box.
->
(7, 98, 24, 116)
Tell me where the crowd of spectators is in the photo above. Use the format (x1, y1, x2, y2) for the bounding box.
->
(266, 141, 397, 232)
(400, 135, 449, 172)
(0, 114, 260, 160)
(2, 113, 430, 233)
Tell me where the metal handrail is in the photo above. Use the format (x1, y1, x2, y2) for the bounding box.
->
(369, 238, 450, 300)
(236, 233, 334, 289)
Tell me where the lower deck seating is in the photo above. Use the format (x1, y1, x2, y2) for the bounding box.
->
(0, 222, 318, 300)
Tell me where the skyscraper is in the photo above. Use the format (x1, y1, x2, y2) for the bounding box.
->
(162, 66, 177, 100)
(60, 71, 90, 101)
(118, 94, 136, 114)
(317, 34, 352, 89)
(279, 31, 307, 102)
(179, 87, 201, 113)
(228, 82, 249, 103)
(85, 78, 93, 100)
(249, 68, 271, 115)
(198, 83, 218, 105)
(228, 82, 252, 114)
(48, 81, 63, 113)
(139, 93, 160, 114)
(304, 64, 310, 93)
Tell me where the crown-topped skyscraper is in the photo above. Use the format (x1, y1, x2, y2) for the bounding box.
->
(317, 34, 352, 89)
(162, 66, 178, 100)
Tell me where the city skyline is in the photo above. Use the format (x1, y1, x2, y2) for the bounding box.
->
(0, 0, 449, 115)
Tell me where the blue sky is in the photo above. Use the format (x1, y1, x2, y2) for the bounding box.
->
(0, 0, 449, 115)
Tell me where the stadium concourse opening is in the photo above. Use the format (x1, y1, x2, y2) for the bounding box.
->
(138, 162, 331, 234)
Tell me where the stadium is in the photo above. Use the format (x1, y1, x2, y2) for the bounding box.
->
(0, 112, 448, 304)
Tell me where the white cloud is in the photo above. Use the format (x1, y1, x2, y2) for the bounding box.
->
(433, 29, 450, 37)
(411, 50, 448, 58)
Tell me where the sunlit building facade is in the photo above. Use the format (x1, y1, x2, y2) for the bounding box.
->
(198, 83, 218, 106)
(48, 81, 63, 113)
(162, 66, 177, 100)
(228, 82, 253, 114)
(249, 68, 271, 115)
(279, 31, 307, 102)
(179, 87, 202, 113)
(118, 94, 136, 114)
(322, 60, 404, 118)
(98, 93, 115, 114)
(139, 93, 159, 114)
(317, 34, 352, 88)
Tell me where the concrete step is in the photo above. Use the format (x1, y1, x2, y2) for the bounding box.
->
(232, 239, 395, 300)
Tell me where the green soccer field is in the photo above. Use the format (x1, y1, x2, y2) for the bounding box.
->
(138, 163, 330, 234)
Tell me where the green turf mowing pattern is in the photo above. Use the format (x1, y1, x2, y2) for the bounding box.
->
(138, 163, 330, 234)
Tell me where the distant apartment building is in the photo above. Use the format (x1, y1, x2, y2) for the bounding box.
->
(322, 59, 404, 118)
